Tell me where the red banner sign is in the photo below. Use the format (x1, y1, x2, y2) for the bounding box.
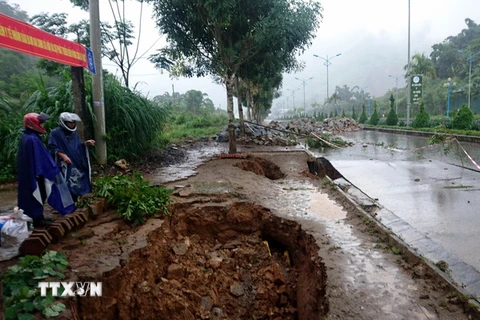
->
(0, 13, 88, 68)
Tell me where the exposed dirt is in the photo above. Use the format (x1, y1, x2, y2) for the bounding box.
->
(0, 142, 477, 319)
(69, 202, 327, 320)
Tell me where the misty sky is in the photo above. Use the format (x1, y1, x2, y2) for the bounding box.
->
(9, 0, 480, 110)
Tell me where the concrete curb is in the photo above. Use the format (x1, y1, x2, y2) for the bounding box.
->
(329, 175, 480, 318)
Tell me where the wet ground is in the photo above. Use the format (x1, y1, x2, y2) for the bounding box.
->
(315, 130, 480, 299)
(159, 150, 471, 319)
(1, 139, 478, 319)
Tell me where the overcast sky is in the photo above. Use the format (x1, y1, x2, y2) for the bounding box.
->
(9, 0, 480, 110)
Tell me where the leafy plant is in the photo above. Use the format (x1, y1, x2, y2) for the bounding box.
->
(412, 102, 430, 128)
(386, 94, 398, 126)
(351, 106, 357, 120)
(306, 134, 352, 149)
(2, 251, 68, 320)
(93, 172, 173, 224)
(452, 104, 474, 130)
(358, 104, 368, 124)
(369, 102, 380, 125)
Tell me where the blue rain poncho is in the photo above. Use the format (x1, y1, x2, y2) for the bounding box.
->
(48, 127, 92, 196)
(17, 129, 76, 220)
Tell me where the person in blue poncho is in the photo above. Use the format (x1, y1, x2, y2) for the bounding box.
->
(48, 112, 95, 202)
(18, 113, 76, 227)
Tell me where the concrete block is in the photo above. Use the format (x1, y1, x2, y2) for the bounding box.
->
(20, 236, 47, 256)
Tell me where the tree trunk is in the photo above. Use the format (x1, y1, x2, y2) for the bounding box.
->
(71, 66, 89, 141)
(225, 75, 237, 154)
(235, 76, 245, 136)
(248, 90, 255, 123)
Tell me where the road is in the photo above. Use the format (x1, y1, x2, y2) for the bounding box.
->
(312, 130, 480, 298)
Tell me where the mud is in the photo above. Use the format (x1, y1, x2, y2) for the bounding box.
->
(73, 201, 327, 320)
(0, 143, 476, 320)
(234, 156, 285, 180)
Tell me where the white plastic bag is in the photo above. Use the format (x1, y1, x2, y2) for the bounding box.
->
(0, 207, 33, 261)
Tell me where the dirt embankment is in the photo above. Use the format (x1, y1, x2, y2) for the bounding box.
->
(1, 145, 477, 320)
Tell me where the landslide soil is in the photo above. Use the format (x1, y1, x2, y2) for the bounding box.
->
(0, 141, 475, 320)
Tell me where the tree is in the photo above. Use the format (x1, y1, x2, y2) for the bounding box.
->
(147, 0, 322, 153)
(405, 53, 436, 79)
(412, 102, 430, 128)
(31, 0, 151, 88)
(452, 104, 474, 130)
(359, 104, 368, 124)
(386, 94, 398, 126)
(369, 102, 379, 125)
(351, 106, 357, 120)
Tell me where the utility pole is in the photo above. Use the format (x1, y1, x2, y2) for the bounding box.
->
(406, 0, 412, 126)
(90, 0, 107, 164)
(295, 77, 313, 116)
(388, 74, 402, 114)
(313, 53, 342, 104)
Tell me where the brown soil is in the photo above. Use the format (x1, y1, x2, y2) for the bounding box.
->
(73, 202, 326, 320)
(1, 143, 476, 320)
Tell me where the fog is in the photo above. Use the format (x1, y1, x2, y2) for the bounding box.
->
(10, 0, 480, 110)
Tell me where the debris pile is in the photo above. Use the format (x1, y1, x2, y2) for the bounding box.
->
(215, 117, 363, 146)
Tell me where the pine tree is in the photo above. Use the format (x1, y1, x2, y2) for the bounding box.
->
(369, 101, 380, 125)
(352, 106, 357, 120)
(341, 109, 345, 117)
(359, 104, 368, 124)
(386, 94, 398, 126)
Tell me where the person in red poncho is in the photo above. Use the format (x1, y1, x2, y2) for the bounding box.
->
(17, 113, 76, 227)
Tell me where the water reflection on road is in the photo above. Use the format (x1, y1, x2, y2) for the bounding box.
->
(311, 130, 480, 296)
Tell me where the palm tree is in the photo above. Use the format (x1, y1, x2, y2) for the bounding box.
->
(404, 53, 437, 79)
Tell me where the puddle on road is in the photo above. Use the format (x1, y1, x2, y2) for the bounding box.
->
(146, 146, 223, 184)
(307, 192, 347, 221)
(272, 178, 435, 319)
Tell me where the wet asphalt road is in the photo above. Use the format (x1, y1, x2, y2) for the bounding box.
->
(310, 130, 480, 296)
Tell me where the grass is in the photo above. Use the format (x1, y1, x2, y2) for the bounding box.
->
(443, 185, 473, 189)
(158, 112, 227, 146)
(367, 124, 480, 137)
(391, 246, 401, 255)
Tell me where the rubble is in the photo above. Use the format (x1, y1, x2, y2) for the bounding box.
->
(215, 117, 363, 146)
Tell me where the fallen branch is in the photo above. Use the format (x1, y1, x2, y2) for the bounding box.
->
(310, 132, 342, 149)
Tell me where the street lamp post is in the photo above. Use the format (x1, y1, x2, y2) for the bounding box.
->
(313, 53, 342, 103)
(287, 88, 300, 115)
(295, 77, 313, 116)
(367, 96, 372, 116)
(388, 74, 403, 114)
(443, 77, 456, 118)
(406, 0, 412, 126)
(458, 50, 480, 109)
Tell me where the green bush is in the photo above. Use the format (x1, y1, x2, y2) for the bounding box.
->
(412, 102, 430, 128)
(358, 104, 368, 124)
(386, 94, 398, 126)
(452, 104, 474, 130)
(93, 172, 173, 225)
(369, 104, 380, 125)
